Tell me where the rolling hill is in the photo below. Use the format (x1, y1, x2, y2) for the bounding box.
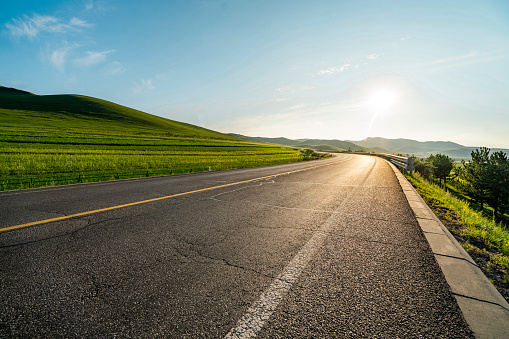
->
(0, 86, 307, 190)
(0, 86, 237, 140)
(3, 85, 506, 162)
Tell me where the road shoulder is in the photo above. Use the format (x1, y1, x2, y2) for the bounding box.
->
(388, 161, 509, 338)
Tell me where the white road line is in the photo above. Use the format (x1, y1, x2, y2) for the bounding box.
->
(224, 213, 339, 339)
(225, 155, 375, 338)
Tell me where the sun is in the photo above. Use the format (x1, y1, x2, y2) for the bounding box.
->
(367, 88, 398, 113)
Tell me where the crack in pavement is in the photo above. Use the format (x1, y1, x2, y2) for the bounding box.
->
(166, 238, 280, 282)
(0, 208, 157, 248)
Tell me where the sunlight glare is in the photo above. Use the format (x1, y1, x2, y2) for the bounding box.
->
(367, 88, 398, 113)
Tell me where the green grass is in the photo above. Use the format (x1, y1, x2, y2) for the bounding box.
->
(406, 172, 509, 264)
(0, 86, 322, 190)
(420, 163, 509, 224)
(405, 171, 509, 300)
(0, 86, 238, 139)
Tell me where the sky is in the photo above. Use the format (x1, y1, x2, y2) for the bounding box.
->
(1, 0, 509, 148)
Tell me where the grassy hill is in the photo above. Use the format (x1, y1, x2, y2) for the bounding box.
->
(0, 86, 236, 139)
(0, 86, 307, 190)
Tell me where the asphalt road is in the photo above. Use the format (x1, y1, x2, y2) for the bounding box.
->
(0, 154, 474, 337)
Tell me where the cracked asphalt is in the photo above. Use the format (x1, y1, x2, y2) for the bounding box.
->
(0, 154, 473, 337)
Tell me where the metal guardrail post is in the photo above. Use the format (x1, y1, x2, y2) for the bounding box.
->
(372, 153, 413, 175)
(406, 157, 414, 175)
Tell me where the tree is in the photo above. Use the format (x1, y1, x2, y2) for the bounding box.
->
(428, 153, 453, 188)
(459, 147, 491, 211)
(485, 151, 509, 218)
(413, 158, 432, 179)
(302, 148, 315, 160)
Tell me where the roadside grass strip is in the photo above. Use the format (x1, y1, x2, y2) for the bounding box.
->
(405, 172, 509, 302)
(408, 173, 509, 258)
(0, 129, 314, 191)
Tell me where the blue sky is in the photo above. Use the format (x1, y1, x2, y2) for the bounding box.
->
(2, 1, 509, 148)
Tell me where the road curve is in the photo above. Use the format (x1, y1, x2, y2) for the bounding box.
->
(0, 154, 473, 337)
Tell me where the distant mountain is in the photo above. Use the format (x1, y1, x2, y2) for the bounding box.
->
(352, 137, 464, 151)
(227, 134, 297, 146)
(297, 144, 347, 153)
(352, 137, 509, 159)
(296, 139, 364, 151)
(228, 134, 376, 153)
(229, 134, 508, 159)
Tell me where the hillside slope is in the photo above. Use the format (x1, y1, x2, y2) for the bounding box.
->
(0, 86, 236, 140)
(0, 86, 307, 190)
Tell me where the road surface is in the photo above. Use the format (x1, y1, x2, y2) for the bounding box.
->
(0, 154, 473, 337)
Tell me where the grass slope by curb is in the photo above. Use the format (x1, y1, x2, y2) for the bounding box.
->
(405, 172, 509, 302)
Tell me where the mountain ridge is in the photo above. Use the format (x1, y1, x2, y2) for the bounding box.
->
(230, 134, 508, 159)
(228, 134, 382, 153)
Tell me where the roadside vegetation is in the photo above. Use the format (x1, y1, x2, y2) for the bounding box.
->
(0, 87, 329, 191)
(0, 129, 307, 190)
(406, 148, 509, 301)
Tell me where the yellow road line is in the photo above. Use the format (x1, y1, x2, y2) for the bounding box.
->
(0, 161, 336, 233)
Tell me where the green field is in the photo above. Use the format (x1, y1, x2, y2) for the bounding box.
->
(0, 86, 318, 190)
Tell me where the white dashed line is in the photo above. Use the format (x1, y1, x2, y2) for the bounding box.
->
(224, 213, 339, 338)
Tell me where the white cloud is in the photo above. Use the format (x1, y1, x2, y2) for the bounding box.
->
(133, 79, 155, 94)
(275, 85, 316, 95)
(76, 50, 114, 66)
(105, 61, 126, 75)
(318, 64, 351, 75)
(84, 1, 111, 13)
(5, 15, 57, 38)
(4, 14, 93, 39)
(420, 51, 480, 67)
(50, 46, 74, 71)
(69, 17, 93, 28)
(367, 54, 379, 60)
(400, 36, 410, 41)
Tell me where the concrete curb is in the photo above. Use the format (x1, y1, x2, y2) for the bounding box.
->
(388, 162, 509, 338)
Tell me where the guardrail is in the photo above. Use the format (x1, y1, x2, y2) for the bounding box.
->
(376, 153, 414, 174)
(341, 151, 414, 174)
